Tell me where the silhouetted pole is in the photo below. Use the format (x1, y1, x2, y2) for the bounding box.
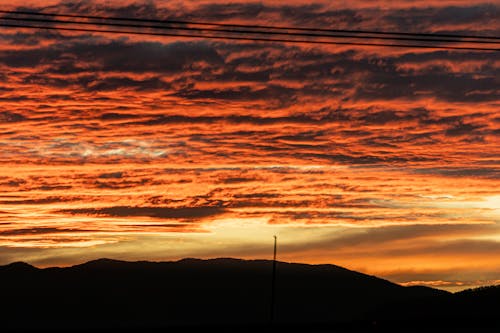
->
(270, 235, 277, 325)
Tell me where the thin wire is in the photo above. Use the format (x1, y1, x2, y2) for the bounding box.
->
(1, 9, 498, 41)
(0, 23, 498, 51)
(1, 16, 498, 45)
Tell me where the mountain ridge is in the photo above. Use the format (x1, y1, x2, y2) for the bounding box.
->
(0, 257, 444, 294)
(0, 256, 423, 285)
(1, 257, 497, 332)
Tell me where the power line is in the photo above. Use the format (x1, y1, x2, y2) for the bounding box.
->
(1, 23, 498, 51)
(1, 9, 498, 41)
(1, 15, 499, 45)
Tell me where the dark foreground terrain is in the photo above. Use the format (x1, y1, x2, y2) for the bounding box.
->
(1, 258, 498, 332)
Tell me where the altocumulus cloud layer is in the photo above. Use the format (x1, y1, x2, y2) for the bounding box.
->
(0, 0, 499, 291)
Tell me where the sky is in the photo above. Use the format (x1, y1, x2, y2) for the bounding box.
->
(0, 0, 498, 292)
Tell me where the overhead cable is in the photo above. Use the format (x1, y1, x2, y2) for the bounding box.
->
(1, 16, 498, 45)
(1, 22, 498, 51)
(1, 9, 498, 41)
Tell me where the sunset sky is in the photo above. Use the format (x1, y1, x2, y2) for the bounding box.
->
(0, 0, 498, 292)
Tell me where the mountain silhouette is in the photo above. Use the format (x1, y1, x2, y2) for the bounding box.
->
(0, 261, 37, 272)
(1, 258, 498, 332)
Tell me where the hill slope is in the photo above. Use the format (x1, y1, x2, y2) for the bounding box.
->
(0, 258, 496, 331)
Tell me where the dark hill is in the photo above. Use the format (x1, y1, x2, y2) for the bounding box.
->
(0, 258, 497, 332)
(0, 261, 37, 272)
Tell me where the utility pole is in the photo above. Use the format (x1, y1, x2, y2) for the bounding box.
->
(270, 235, 277, 325)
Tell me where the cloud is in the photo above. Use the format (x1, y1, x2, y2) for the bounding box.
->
(221, 177, 259, 184)
(381, 239, 500, 257)
(0, 197, 74, 205)
(333, 224, 499, 247)
(0, 40, 223, 73)
(385, 4, 499, 31)
(60, 206, 226, 220)
(0, 227, 95, 236)
(0, 112, 27, 123)
(413, 167, 500, 178)
(97, 172, 124, 179)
